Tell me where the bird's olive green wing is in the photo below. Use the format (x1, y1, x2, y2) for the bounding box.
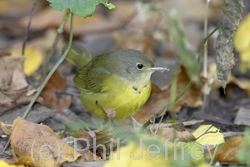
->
(73, 65, 111, 93)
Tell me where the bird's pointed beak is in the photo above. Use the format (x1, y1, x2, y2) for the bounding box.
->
(150, 65, 169, 72)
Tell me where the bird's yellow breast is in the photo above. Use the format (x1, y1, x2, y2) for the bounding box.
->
(80, 75, 151, 119)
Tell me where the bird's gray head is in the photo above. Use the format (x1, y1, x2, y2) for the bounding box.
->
(100, 49, 168, 81)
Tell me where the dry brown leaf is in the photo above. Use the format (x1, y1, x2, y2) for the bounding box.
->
(0, 92, 14, 114)
(0, 51, 11, 57)
(134, 66, 204, 124)
(7, 70, 29, 97)
(155, 126, 196, 142)
(0, 56, 25, 90)
(174, 66, 204, 109)
(0, 122, 12, 136)
(77, 150, 102, 162)
(211, 136, 243, 164)
(26, 88, 37, 96)
(0, 56, 36, 114)
(10, 117, 81, 167)
(63, 136, 102, 162)
(40, 70, 71, 112)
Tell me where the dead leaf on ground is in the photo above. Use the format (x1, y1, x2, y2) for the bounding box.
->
(0, 54, 47, 114)
(77, 150, 102, 162)
(0, 56, 25, 90)
(210, 136, 243, 164)
(0, 56, 28, 114)
(0, 51, 11, 57)
(63, 136, 102, 162)
(0, 122, 12, 136)
(10, 117, 81, 167)
(154, 126, 195, 142)
(134, 66, 204, 124)
(40, 70, 71, 112)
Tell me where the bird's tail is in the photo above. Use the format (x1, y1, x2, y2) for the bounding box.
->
(64, 44, 92, 69)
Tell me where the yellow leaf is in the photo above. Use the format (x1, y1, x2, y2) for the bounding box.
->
(238, 49, 250, 73)
(0, 160, 24, 167)
(234, 14, 250, 73)
(11, 46, 43, 76)
(234, 14, 250, 53)
(10, 117, 81, 167)
(192, 125, 224, 146)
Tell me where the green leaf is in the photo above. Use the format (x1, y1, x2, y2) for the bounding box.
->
(168, 9, 200, 83)
(47, 0, 115, 18)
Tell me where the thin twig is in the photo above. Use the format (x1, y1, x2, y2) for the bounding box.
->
(22, 0, 37, 56)
(202, 0, 211, 112)
(195, 125, 216, 140)
(140, 25, 220, 131)
(154, 114, 164, 134)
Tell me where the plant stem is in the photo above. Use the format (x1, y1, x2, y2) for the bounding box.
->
(22, 10, 74, 119)
(140, 25, 220, 131)
(41, 9, 70, 81)
(199, 25, 220, 58)
(169, 62, 179, 120)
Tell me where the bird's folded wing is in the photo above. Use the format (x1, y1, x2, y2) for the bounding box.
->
(74, 66, 112, 93)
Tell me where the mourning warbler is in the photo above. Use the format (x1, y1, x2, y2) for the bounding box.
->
(66, 45, 168, 119)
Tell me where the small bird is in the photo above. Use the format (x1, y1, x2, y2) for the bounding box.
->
(66, 45, 168, 119)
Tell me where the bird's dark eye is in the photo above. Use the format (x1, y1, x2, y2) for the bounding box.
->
(137, 63, 144, 69)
